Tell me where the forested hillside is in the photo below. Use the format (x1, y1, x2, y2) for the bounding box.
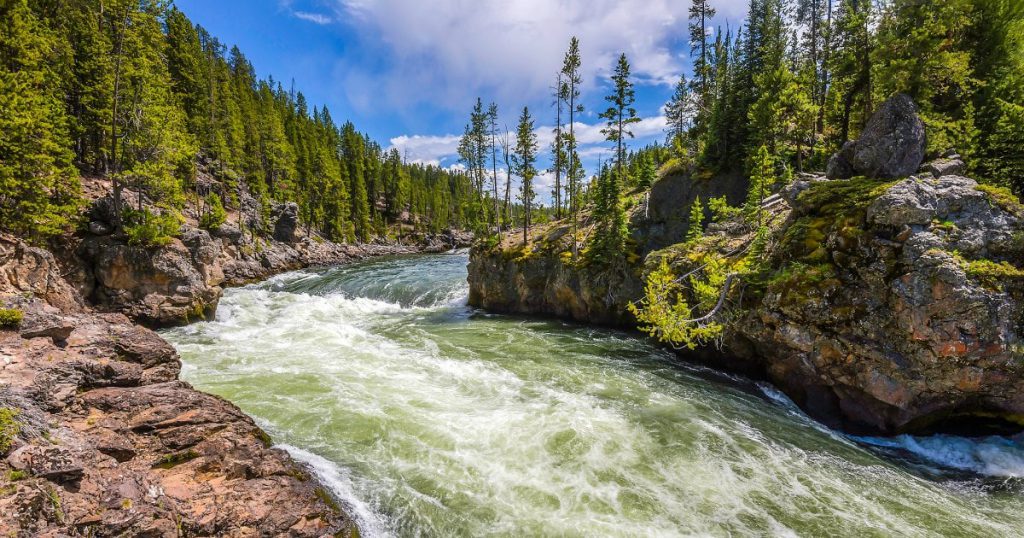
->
(459, 0, 1024, 271)
(1, 0, 486, 243)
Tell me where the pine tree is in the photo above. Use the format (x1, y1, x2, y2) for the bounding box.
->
(560, 37, 584, 251)
(551, 73, 565, 219)
(593, 53, 640, 261)
(988, 99, 1024, 191)
(704, 26, 732, 166)
(0, 0, 80, 239)
(686, 197, 705, 244)
(747, 0, 792, 154)
(342, 122, 370, 241)
(458, 98, 490, 231)
(689, 0, 718, 130)
(512, 107, 537, 245)
(874, 0, 977, 159)
(636, 153, 657, 189)
(487, 102, 500, 231)
(827, 0, 873, 148)
(744, 145, 774, 227)
(665, 74, 693, 149)
(795, 0, 829, 159)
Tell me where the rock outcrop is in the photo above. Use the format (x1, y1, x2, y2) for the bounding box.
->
(272, 202, 300, 243)
(826, 93, 927, 180)
(78, 230, 224, 327)
(730, 174, 1024, 433)
(0, 237, 358, 536)
(637, 168, 748, 253)
(469, 235, 641, 326)
(469, 169, 746, 325)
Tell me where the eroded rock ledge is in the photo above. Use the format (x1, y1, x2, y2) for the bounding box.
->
(1, 235, 359, 536)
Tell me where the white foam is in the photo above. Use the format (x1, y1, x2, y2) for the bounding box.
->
(858, 434, 1024, 477)
(278, 444, 395, 538)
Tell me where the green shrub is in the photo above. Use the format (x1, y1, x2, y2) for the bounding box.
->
(123, 207, 182, 247)
(0, 308, 23, 329)
(965, 258, 1024, 289)
(0, 408, 20, 454)
(200, 193, 227, 230)
(708, 196, 741, 222)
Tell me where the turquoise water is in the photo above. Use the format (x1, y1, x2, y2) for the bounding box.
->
(163, 252, 1024, 537)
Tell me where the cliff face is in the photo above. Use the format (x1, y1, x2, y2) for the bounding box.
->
(0, 235, 358, 535)
(468, 234, 641, 326)
(729, 174, 1024, 433)
(468, 169, 747, 326)
(468, 164, 1024, 435)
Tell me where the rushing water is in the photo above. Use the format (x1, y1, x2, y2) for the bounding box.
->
(162, 252, 1024, 537)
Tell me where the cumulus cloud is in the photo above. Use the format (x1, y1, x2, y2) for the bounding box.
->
(388, 133, 461, 166)
(330, 0, 747, 114)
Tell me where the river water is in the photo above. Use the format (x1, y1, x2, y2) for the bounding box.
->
(162, 252, 1024, 537)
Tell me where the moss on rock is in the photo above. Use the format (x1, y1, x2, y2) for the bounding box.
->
(0, 407, 21, 454)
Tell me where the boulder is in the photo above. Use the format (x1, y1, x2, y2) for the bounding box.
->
(733, 174, 1024, 433)
(211, 223, 243, 243)
(0, 235, 82, 312)
(826, 94, 927, 180)
(924, 158, 966, 178)
(272, 202, 300, 243)
(19, 316, 76, 343)
(77, 231, 223, 327)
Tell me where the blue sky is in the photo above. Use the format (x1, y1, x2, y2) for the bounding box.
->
(174, 0, 749, 197)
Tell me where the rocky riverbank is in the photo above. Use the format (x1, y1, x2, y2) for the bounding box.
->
(469, 96, 1024, 435)
(0, 235, 360, 535)
(69, 177, 472, 328)
(0, 175, 471, 534)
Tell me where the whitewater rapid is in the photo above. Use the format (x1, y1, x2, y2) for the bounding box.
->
(162, 252, 1024, 537)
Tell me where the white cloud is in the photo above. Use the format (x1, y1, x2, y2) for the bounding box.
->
(388, 133, 461, 166)
(388, 114, 669, 184)
(331, 0, 748, 114)
(293, 10, 333, 24)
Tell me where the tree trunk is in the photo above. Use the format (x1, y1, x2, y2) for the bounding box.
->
(109, 7, 131, 232)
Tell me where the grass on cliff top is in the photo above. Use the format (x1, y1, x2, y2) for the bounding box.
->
(794, 176, 898, 217)
(780, 176, 898, 264)
(976, 183, 1024, 218)
(479, 191, 651, 267)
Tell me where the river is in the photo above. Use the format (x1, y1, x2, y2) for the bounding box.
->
(162, 252, 1024, 537)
